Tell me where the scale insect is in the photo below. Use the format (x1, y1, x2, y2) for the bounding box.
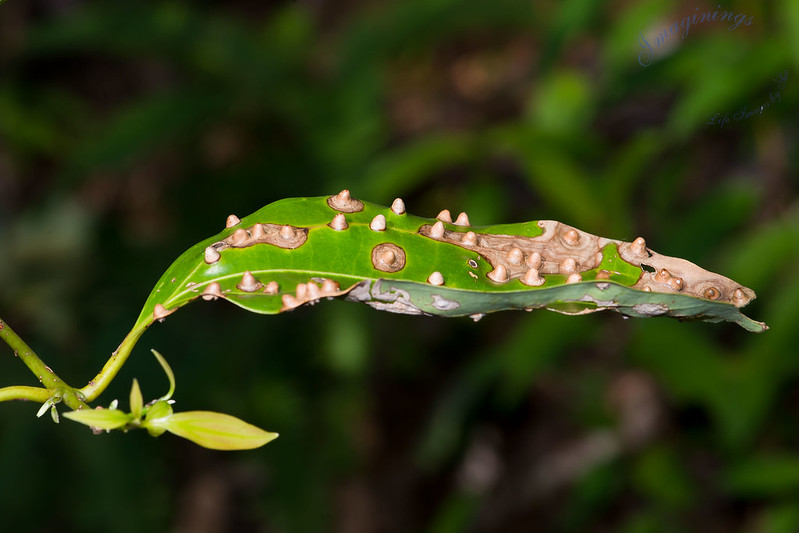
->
(134, 190, 766, 333)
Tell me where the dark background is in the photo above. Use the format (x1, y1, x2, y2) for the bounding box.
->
(1, 0, 798, 531)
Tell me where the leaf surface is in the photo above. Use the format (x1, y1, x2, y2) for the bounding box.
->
(152, 411, 279, 450)
(129, 193, 765, 333)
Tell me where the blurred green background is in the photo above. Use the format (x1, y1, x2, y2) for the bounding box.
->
(1, 0, 798, 531)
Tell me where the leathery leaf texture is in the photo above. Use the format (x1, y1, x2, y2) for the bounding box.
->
(134, 191, 766, 333)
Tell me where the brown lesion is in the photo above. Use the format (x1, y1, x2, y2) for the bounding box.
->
(630, 255, 755, 308)
(236, 271, 263, 292)
(418, 220, 756, 308)
(281, 278, 354, 311)
(200, 272, 355, 312)
(152, 303, 175, 321)
(419, 220, 604, 279)
(615, 236, 755, 306)
(206, 223, 308, 262)
(327, 189, 364, 213)
(371, 243, 406, 273)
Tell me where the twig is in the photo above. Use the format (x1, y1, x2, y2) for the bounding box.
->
(0, 318, 87, 409)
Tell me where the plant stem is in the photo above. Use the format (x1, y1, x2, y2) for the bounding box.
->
(1, 318, 65, 387)
(0, 317, 87, 409)
(0, 385, 51, 403)
(0, 314, 150, 408)
(79, 322, 148, 402)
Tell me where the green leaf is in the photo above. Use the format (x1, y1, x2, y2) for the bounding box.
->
(129, 378, 143, 420)
(63, 408, 132, 431)
(150, 349, 176, 401)
(145, 400, 173, 421)
(36, 398, 55, 419)
(143, 400, 173, 437)
(130, 194, 765, 336)
(154, 411, 278, 450)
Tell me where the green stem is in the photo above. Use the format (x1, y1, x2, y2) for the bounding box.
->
(0, 385, 51, 403)
(0, 318, 68, 388)
(0, 314, 151, 408)
(79, 322, 148, 402)
(0, 318, 87, 409)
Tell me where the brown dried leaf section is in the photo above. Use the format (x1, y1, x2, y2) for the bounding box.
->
(419, 221, 756, 308)
(281, 279, 353, 311)
(208, 223, 308, 258)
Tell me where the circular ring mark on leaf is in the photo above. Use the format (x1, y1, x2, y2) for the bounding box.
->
(372, 243, 406, 273)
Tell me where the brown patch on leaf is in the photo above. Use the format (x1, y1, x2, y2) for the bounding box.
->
(419, 220, 756, 307)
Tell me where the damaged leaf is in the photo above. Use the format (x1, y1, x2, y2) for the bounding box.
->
(129, 191, 765, 332)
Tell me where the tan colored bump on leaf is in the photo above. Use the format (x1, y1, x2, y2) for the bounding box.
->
(703, 287, 720, 300)
(327, 189, 364, 213)
(462, 231, 477, 246)
(381, 249, 396, 264)
(428, 271, 444, 286)
(231, 228, 248, 246)
(329, 213, 348, 231)
(279, 225, 294, 240)
(654, 268, 682, 291)
(526, 251, 542, 269)
(454, 212, 470, 226)
(253, 224, 308, 249)
(306, 281, 321, 302)
(563, 229, 580, 246)
(321, 279, 340, 293)
(371, 243, 406, 272)
(226, 214, 241, 228)
(279, 279, 348, 310)
(430, 221, 445, 239)
(732, 287, 749, 307)
(595, 270, 611, 280)
(487, 264, 509, 283)
(631, 237, 647, 256)
(560, 258, 577, 274)
(204, 246, 221, 264)
(237, 271, 263, 292)
(202, 282, 223, 301)
(370, 214, 387, 231)
(282, 294, 300, 310)
(436, 209, 453, 223)
(250, 224, 266, 240)
(153, 304, 174, 321)
(264, 281, 280, 295)
(295, 283, 307, 300)
(391, 198, 406, 215)
(507, 247, 524, 265)
(566, 273, 582, 284)
(521, 268, 545, 286)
